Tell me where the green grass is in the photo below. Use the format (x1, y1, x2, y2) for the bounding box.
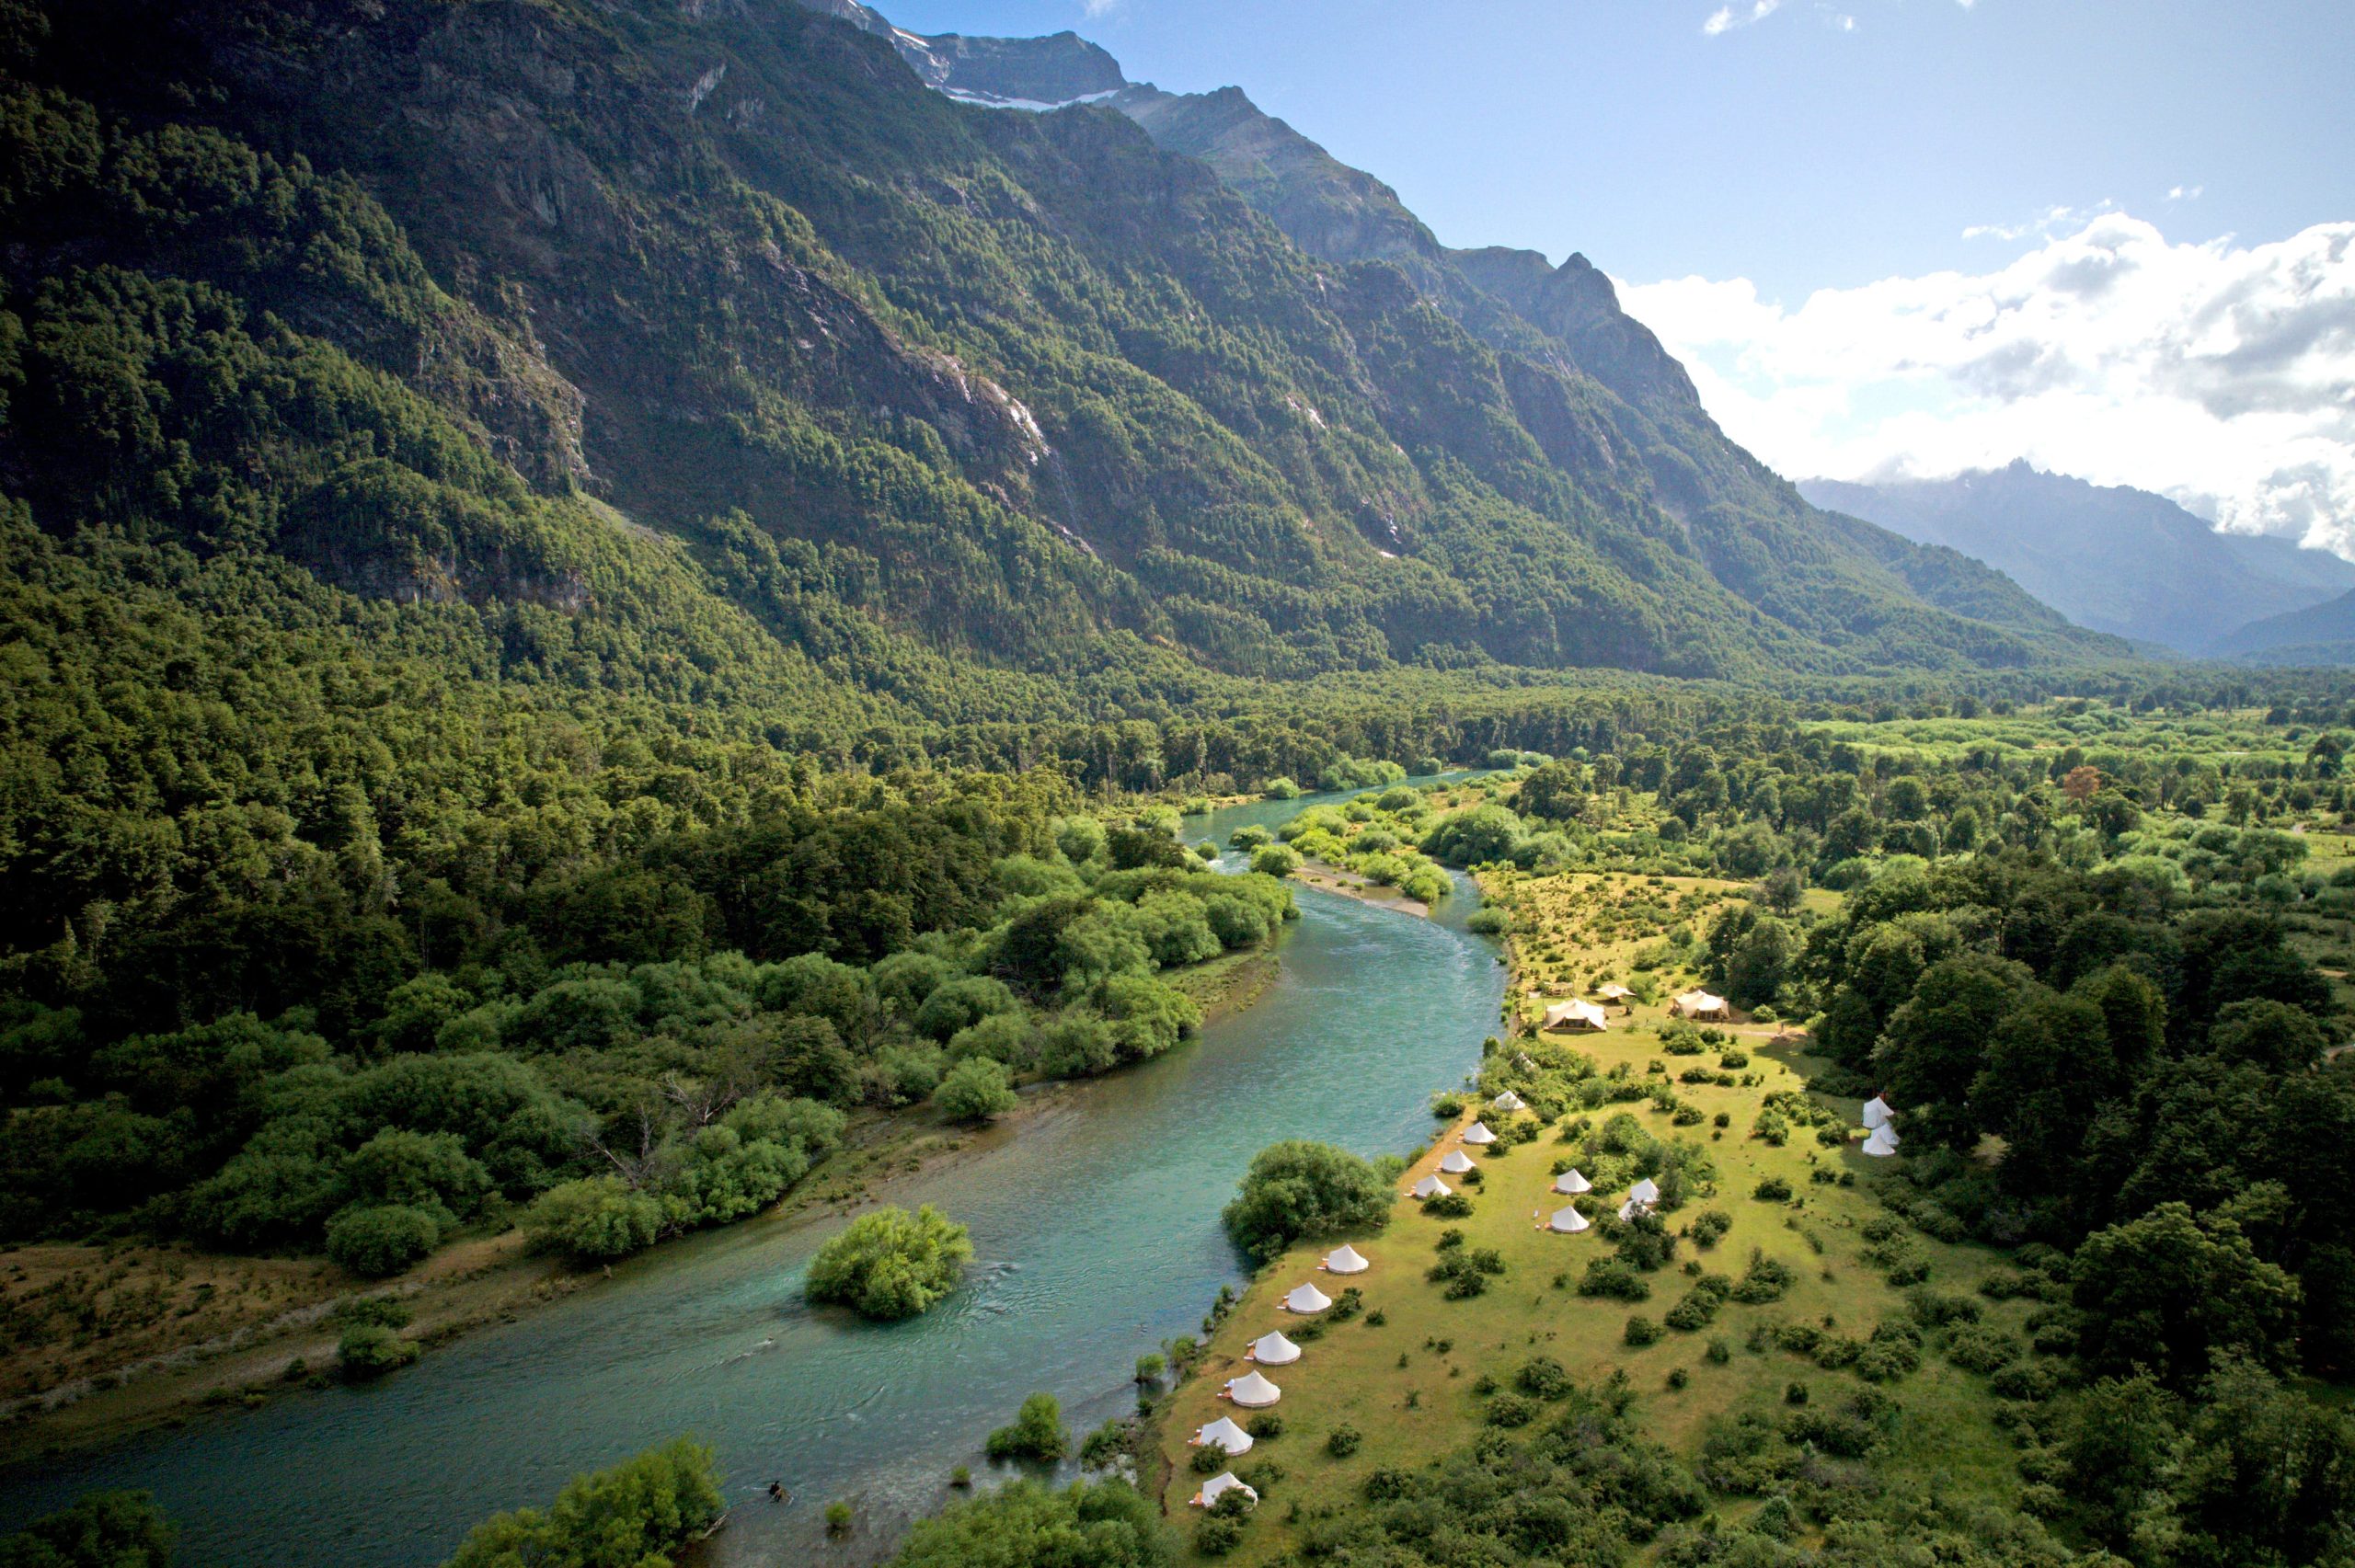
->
(1155, 873, 2044, 1562)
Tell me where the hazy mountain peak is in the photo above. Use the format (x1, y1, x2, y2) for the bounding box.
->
(1801, 465, 2355, 653)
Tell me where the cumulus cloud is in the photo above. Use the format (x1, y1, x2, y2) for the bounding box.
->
(1616, 213, 2355, 552)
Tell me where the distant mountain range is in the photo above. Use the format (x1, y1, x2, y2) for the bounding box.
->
(1800, 464, 2355, 656)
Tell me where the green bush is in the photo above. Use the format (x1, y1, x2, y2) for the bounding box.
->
(337, 1323, 419, 1379)
(324, 1203, 441, 1278)
(806, 1205, 973, 1321)
(1327, 1425, 1361, 1458)
(523, 1176, 665, 1262)
(1196, 1515, 1244, 1554)
(934, 1056, 1017, 1122)
(1222, 1140, 1390, 1263)
(1625, 1315, 1662, 1347)
(985, 1392, 1068, 1461)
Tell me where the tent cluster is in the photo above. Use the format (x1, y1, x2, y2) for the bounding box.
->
(1860, 1093, 1900, 1157)
(1194, 1240, 1377, 1509)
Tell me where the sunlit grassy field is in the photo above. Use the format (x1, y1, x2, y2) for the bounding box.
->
(1154, 872, 2044, 1563)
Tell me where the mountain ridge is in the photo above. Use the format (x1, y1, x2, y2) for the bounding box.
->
(1800, 464, 2355, 654)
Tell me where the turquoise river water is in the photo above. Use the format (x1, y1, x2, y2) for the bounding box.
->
(0, 789, 1506, 1564)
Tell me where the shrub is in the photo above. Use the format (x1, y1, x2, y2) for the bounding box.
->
(825, 1501, 853, 1535)
(1752, 1176, 1793, 1202)
(1690, 1210, 1733, 1249)
(337, 1323, 419, 1379)
(1222, 1140, 1390, 1263)
(1423, 1192, 1474, 1219)
(1245, 1413, 1283, 1440)
(1577, 1259, 1652, 1301)
(325, 1204, 441, 1278)
(985, 1392, 1068, 1461)
(933, 1056, 1017, 1122)
(1945, 1325, 2021, 1374)
(1625, 1315, 1662, 1347)
(1485, 1392, 1538, 1427)
(1729, 1252, 1797, 1305)
(1515, 1356, 1572, 1400)
(523, 1176, 665, 1263)
(806, 1205, 973, 1320)
(443, 1439, 721, 1567)
(1196, 1515, 1244, 1555)
(1327, 1425, 1361, 1458)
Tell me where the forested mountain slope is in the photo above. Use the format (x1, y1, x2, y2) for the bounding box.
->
(871, 17, 2085, 661)
(0, 0, 2111, 692)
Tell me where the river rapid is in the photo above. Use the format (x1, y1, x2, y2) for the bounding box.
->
(0, 788, 1505, 1564)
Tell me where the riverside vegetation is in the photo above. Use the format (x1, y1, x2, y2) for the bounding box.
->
(4, 0, 2355, 1562)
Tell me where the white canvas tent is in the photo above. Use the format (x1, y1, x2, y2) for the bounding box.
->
(1492, 1090, 1528, 1112)
(1461, 1120, 1498, 1146)
(1193, 1471, 1258, 1510)
(1553, 1168, 1591, 1195)
(1438, 1150, 1476, 1174)
(1598, 982, 1635, 1006)
(1410, 1174, 1453, 1199)
(1321, 1243, 1370, 1275)
(1861, 1095, 1892, 1129)
(1671, 989, 1730, 1021)
(1193, 1416, 1254, 1454)
(1617, 1197, 1648, 1222)
(1543, 1000, 1607, 1033)
(1246, 1331, 1301, 1366)
(1281, 1282, 1332, 1314)
(1547, 1204, 1591, 1233)
(1225, 1370, 1282, 1407)
(1862, 1125, 1901, 1157)
(1629, 1177, 1661, 1205)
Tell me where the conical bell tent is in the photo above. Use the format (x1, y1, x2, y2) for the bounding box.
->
(1226, 1370, 1281, 1407)
(1193, 1416, 1253, 1454)
(1247, 1331, 1301, 1366)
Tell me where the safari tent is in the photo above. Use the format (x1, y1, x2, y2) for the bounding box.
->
(1543, 1000, 1607, 1032)
(1553, 1168, 1592, 1195)
(1862, 1125, 1901, 1157)
(1439, 1150, 1476, 1174)
(1671, 990, 1730, 1021)
(1461, 1120, 1498, 1146)
(1492, 1090, 1528, 1112)
(1410, 1173, 1453, 1199)
(1321, 1244, 1370, 1275)
(1862, 1095, 1892, 1129)
(1282, 1282, 1332, 1314)
(1547, 1204, 1591, 1233)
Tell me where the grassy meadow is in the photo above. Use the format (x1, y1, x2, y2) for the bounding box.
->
(1154, 868, 2051, 1563)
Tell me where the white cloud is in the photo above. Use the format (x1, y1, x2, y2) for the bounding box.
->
(2168, 184, 2205, 201)
(1080, 0, 1119, 14)
(1704, 0, 1782, 35)
(1616, 213, 2355, 553)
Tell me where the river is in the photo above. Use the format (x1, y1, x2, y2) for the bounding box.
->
(0, 788, 1504, 1564)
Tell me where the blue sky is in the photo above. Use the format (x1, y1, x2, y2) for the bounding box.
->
(879, 0, 2355, 549)
(881, 0, 2352, 297)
